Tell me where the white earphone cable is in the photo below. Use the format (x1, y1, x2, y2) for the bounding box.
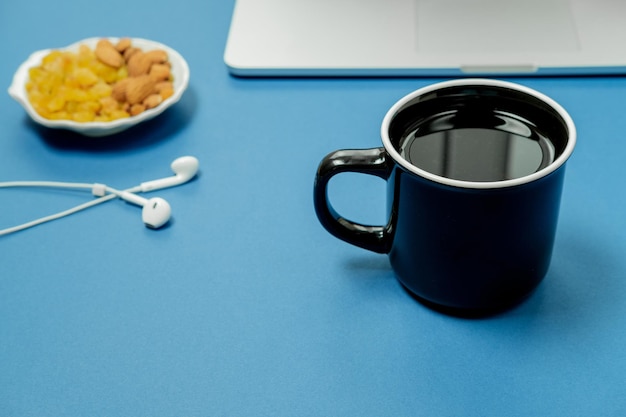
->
(0, 155, 199, 236)
(0, 184, 142, 237)
(0, 180, 98, 191)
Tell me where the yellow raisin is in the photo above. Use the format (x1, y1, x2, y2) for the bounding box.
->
(74, 67, 99, 87)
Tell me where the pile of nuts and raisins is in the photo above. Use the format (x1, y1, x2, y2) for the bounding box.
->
(26, 38, 174, 123)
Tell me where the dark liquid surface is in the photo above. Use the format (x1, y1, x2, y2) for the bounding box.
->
(398, 110, 555, 182)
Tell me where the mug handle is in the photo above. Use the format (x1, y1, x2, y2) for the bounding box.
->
(314, 147, 392, 254)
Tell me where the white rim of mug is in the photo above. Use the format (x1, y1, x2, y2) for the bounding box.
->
(380, 78, 577, 190)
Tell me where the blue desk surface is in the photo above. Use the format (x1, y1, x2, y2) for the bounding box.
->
(2, 1, 626, 416)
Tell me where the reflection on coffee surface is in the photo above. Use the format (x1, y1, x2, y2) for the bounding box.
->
(398, 109, 555, 182)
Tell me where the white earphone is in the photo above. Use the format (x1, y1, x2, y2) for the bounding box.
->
(95, 185, 173, 229)
(139, 155, 199, 192)
(0, 156, 199, 235)
(95, 156, 199, 228)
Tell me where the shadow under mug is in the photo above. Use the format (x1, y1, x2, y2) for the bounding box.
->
(314, 79, 576, 314)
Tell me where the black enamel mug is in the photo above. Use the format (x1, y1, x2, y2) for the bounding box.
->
(314, 79, 576, 313)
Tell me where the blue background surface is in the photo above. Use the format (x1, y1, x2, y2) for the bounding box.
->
(1, 1, 626, 416)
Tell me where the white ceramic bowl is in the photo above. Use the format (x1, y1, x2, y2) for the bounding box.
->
(8, 37, 190, 137)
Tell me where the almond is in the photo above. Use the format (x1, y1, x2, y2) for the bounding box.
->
(115, 38, 132, 53)
(130, 103, 146, 116)
(127, 52, 152, 77)
(154, 81, 174, 100)
(111, 78, 130, 102)
(149, 64, 171, 81)
(154, 81, 173, 91)
(143, 94, 163, 109)
(95, 39, 124, 68)
(123, 47, 140, 61)
(125, 75, 156, 105)
(159, 85, 175, 100)
(143, 49, 168, 65)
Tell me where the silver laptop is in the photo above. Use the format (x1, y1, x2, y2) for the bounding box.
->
(224, 0, 626, 77)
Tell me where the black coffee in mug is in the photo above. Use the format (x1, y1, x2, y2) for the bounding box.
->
(398, 109, 555, 182)
(314, 79, 576, 315)
(387, 84, 570, 185)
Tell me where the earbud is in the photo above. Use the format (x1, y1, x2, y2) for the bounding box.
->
(105, 188, 172, 229)
(139, 156, 199, 192)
